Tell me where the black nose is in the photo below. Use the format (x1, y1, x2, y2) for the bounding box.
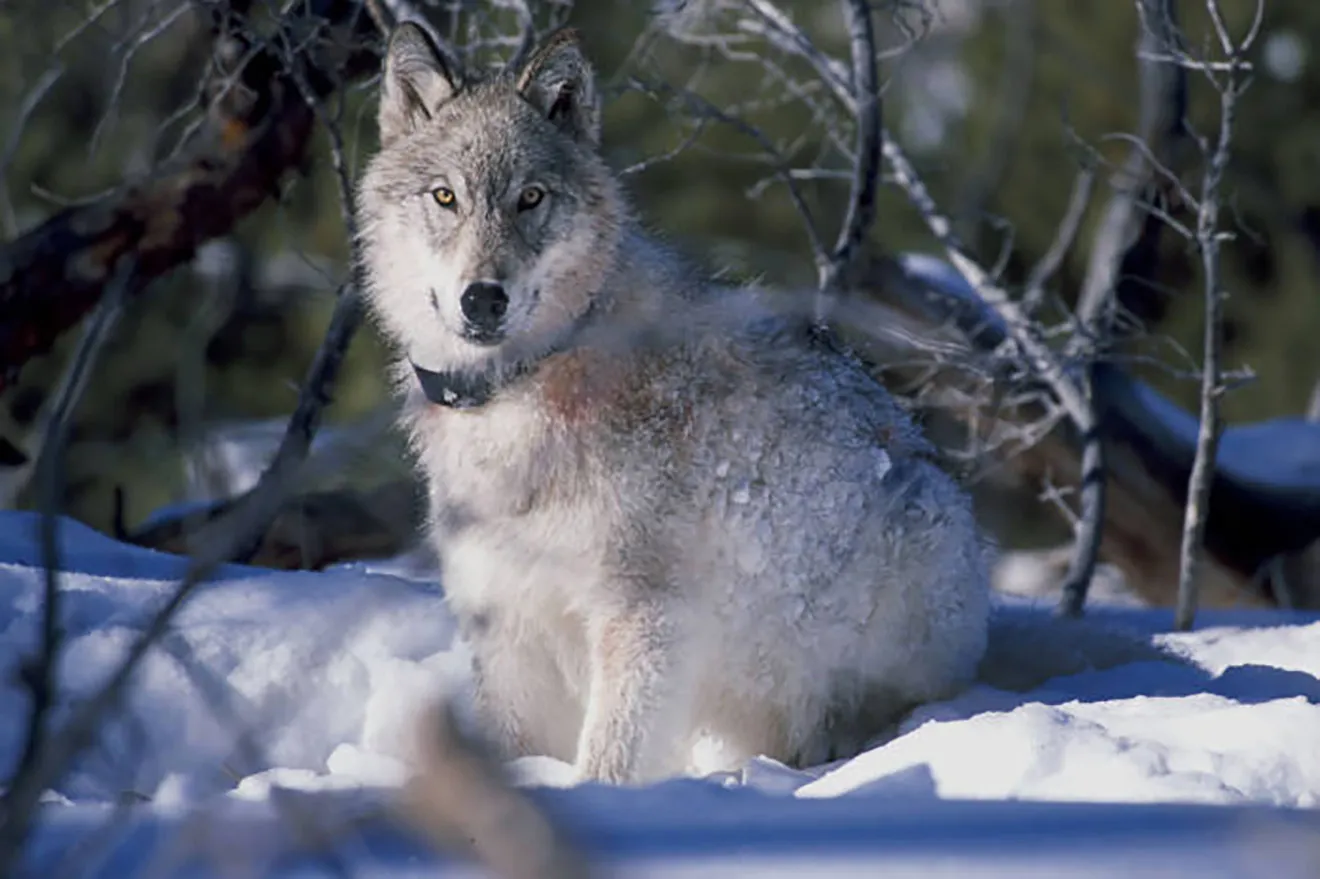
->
(459, 282, 509, 334)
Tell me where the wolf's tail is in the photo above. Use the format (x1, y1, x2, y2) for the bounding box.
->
(975, 601, 1188, 692)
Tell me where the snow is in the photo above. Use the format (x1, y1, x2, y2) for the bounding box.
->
(4, 506, 1320, 875)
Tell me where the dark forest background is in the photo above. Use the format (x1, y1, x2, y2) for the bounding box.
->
(1, 0, 1316, 569)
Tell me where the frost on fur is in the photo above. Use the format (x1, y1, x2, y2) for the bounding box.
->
(356, 28, 992, 784)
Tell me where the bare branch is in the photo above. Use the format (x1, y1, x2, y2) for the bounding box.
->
(882, 133, 1093, 428)
(0, 399, 396, 875)
(1057, 396, 1105, 617)
(816, 0, 882, 327)
(1056, 0, 1190, 617)
(0, 0, 381, 393)
(0, 66, 64, 238)
(507, 0, 537, 70)
(402, 702, 592, 879)
(8, 257, 133, 813)
(879, 125, 1112, 615)
(86, 2, 194, 161)
(0, 258, 134, 867)
(1075, 0, 1187, 332)
(232, 285, 364, 566)
(1176, 0, 1254, 631)
(620, 76, 830, 270)
(1039, 0, 1188, 616)
(1023, 167, 1095, 311)
(0, 0, 388, 863)
(744, 0, 855, 109)
(862, 252, 1320, 610)
(216, 2, 377, 567)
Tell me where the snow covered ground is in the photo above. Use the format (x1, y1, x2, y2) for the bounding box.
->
(4, 509, 1320, 876)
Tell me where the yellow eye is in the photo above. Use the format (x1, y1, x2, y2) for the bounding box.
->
(432, 187, 456, 208)
(518, 186, 545, 211)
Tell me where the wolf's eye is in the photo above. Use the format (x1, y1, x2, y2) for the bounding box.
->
(517, 186, 546, 211)
(432, 187, 456, 209)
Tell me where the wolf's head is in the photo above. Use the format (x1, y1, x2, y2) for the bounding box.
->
(357, 24, 627, 376)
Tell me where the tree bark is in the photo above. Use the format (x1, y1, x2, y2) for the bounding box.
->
(0, 0, 380, 393)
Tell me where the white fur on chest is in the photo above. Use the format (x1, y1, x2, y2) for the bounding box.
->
(407, 397, 611, 621)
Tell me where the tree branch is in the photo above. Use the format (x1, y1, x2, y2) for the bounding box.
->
(0, 399, 397, 875)
(8, 258, 133, 808)
(1075, 0, 1188, 333)
(881, 133, 1094, 428)
(816, 0, 882, 320)
(224, 6, 381, 565)
(0, 0, 381, 393)
(1176, 0, 1258, 631)
(1052, 0, 1188, 616)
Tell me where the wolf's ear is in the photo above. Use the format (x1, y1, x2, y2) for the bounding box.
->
(379, 22, 462, 145)
(516, 29, 600, 146)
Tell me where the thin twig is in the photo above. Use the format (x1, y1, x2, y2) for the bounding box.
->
(8, 257, 133, 802)
(882, 132, 1093, 428)
(87, 1, 194, 160)
(0, 65, 64, 237)
(228, 23, 370, 564)
(746, 0, 854, 109)
(1023, 166, 1095, 311)
(0, 398, 381, 877)
(0, 258, 135, 870)
(816, 0, 882, 326)
(507, 0, 537, 70)
(1176, 1, 1253, 631)
(622, 76, 829, 270)
(1075, 0, 1186, 331)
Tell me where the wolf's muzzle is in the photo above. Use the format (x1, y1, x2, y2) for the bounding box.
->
(459, 281, 509, 345)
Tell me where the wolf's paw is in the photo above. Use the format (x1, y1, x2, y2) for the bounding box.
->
(572, 750, 634, 785)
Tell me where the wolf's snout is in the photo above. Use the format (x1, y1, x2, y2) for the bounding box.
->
(459, 282, 509, 343)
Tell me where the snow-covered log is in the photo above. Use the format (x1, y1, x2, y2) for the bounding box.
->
(869, 251, 1320, 609)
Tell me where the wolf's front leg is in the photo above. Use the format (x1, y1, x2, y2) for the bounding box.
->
(467, 624, 583, 764)
(574, 604, 693, 784)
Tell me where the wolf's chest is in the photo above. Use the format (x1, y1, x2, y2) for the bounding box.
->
(438, 504, 605, 620)
(412, 401, 557, 511)
(410, 402, 610, 611)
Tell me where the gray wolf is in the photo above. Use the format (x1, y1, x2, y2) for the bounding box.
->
(356, 22, 992, 783)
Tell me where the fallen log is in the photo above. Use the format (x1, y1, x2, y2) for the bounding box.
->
(858, 250, 1320, 609)
(124, 477, 425, 571)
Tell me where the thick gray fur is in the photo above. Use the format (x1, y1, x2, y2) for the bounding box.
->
(356, 23, 993, 783)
